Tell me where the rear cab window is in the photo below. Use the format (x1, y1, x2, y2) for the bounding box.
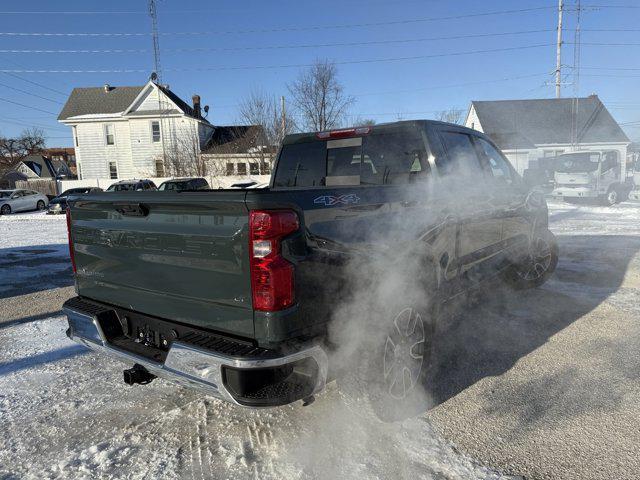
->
(273, 125, 430, 188)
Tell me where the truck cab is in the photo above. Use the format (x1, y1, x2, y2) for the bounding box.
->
(551, 150, 629, 205)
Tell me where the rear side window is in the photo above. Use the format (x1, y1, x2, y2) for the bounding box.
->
(437, 131, 484, 178)
(273, 141, 327, 188)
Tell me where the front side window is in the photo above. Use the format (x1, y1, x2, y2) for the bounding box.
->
(108, 161, 118, 179)
(151, 121, 161, 143)
(105, 124, 115, 145)
(475, 137, 514, 185)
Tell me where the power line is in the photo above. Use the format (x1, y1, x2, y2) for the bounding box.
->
(2, 72, 67, 96)
(0, 118, 69, 132)
(0, 82, 63, 104)
(0, 29, 558, 54)
(0, 43, 555, 74)
(0, 6, 558, 36)
(0, 97, 58, 115)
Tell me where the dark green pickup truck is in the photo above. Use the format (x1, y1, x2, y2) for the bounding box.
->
(63, 120, 557, 417)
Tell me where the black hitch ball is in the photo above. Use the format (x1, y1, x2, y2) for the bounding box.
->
(123, 363, 156, 386)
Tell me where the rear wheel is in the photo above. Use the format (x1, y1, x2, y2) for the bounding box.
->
(503, 229, 558, 289)
(602, 187, 620, 206)
(340, 297, 438, 422)
(36, 200, 46, 211)
(0, 204, 11, 215)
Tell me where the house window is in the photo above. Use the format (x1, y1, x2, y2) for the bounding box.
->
(108, 161, 118, 179)
(226, 163, 235, 175)
(237, 163, 247, 175)
(261, 161, 271, 175)
(249, 162, 259, 175)
(155, 158, 165, 176)
(72, 126, 79, 146)
(105, 124, 115, 145)
(151, 121, 161, 143)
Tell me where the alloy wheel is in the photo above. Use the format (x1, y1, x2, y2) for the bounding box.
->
(517, 237, 553, 282)
(383, 307, 425, 400)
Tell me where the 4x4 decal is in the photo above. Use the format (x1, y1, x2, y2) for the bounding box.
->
(313, 193, 360, 206)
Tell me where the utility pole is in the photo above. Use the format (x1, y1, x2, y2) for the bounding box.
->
(148, 0, 162, 83)
(555, 0, 564, 98)
(281, 96, 286, 140)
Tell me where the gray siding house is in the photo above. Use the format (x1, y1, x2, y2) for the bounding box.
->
(465, 95, 630, 175)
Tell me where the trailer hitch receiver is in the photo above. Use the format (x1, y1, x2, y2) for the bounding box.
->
(123, 363, 156, 386)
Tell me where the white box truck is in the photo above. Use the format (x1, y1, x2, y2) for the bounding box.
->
(551, 150, 632, 205)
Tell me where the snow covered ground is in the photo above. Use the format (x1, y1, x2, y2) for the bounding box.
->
(1, 201, 639, 479)
(0, 211, 510, 480)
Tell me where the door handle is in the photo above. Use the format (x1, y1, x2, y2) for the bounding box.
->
(114, 203, 149, 217)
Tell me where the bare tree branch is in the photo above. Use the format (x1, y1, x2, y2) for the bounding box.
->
(435, 108, 464, 125)
(288, 60, 354, 132)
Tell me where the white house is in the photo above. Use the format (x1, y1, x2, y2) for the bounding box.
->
(58, 80, 214, 179)
(200, 125, 275, 178)
(464, 95, 630, 175)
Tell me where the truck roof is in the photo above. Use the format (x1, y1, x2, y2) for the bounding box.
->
(281, 119, 475, 145)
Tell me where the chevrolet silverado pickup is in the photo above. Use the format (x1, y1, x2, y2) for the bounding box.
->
(63, 120, 558, 418)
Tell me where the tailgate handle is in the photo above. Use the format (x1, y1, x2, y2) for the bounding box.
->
(114, 203, 149, 217)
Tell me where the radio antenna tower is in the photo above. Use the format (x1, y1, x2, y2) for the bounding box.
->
(148, 0, 162, 83)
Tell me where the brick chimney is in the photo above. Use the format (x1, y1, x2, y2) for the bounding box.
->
(192, 94, 201, 118)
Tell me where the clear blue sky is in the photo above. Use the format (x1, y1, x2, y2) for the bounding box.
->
(0, 0, 638, 146)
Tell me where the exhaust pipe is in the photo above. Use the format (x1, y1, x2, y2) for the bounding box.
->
(123, 363, 156, 386)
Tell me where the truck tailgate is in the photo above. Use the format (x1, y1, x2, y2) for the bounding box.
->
(69, 191, 254, 337)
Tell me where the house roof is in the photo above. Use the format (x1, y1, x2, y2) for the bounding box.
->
(470, 95, 629, 150)
(202, 125, 268, 154)
(58, 86, 144, 120)
(58, 82, 209, 123)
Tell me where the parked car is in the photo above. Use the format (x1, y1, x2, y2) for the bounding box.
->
(0, 189, 49, 215)
(63, 120, 558, 421)
(47, 187, 103, 214)
(106, 179, 157, 192)
(158, 177, 209, 191)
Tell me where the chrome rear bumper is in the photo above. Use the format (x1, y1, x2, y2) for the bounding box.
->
(63, 302, 328, 406)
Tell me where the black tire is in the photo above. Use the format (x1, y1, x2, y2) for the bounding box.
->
(338, 259, 440, 422)
(0, 204, 11, 215)
(502, 229, 558, 290)
(36, 200, 46, 211)
(601, 187, 620, 206)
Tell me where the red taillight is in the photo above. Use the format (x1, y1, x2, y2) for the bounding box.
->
(316, 126, 371, 139)
(249, 210, 299, 312)
(66, 207, 77, 274)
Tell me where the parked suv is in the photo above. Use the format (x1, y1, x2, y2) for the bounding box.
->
(106, 179, 157, 192)
(47, 187, 103, 214)
(158, 177, 209, 191)
(63, 121, 558, 420)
